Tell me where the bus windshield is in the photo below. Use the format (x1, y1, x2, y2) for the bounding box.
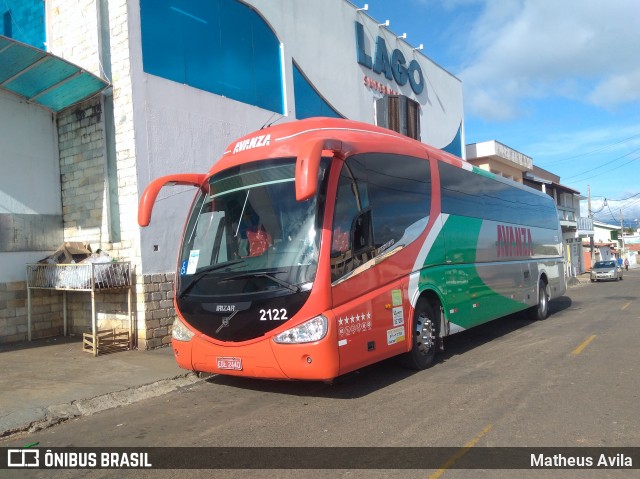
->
(177, 158, 328, 298)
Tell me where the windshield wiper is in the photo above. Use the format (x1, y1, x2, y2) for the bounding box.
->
(219, 271, 301, 293)
(179, 260, 245, 298)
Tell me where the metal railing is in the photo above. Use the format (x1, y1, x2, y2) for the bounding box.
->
(26, 262, 131, 290)
(26, 262, 133, 356)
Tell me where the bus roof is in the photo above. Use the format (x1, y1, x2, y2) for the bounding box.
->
(212, 117, 552, 202)
(214, 117, 462, 174)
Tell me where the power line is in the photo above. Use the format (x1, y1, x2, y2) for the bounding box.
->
(619, 196, 640, 212)
(571, 156, 640, 183)
(604, 202, 619, 225)
(593, 196, 640, 224)
(563, 148, 640, 180)
(546, 132, 640, 166)
(604, 192, 640, 202)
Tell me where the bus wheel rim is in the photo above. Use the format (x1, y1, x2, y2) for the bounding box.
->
(416, 313, 435, 355)
(540, 285, 548, 316)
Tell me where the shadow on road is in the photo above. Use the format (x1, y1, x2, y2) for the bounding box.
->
(205, 296, 573, 399)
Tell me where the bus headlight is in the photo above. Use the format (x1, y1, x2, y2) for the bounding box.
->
(172, 316, 195, 342)
(273, 315, 328, 344)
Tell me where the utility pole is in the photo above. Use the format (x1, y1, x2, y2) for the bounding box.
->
(620, 208, 625, 260)
(588, 185, 594, 268)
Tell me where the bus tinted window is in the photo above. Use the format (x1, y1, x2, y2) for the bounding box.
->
(439, 162, 558, 229)
(331, 153, 431, 282)
(365, 153, 431, 248)
(330, 158, 370, 280)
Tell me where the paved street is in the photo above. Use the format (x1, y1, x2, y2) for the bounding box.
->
(2, 270, 639, 478)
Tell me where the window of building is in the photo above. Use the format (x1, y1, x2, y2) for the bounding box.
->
(375, 95, 420, 141)
(140, 0, 284, 114)
(293, 62, 342, 119)
(0, 1, 45, 49)
(3, 11, 12, 38)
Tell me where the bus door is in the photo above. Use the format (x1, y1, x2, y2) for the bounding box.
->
(330, 158, 383, 373)
(329, 153, 432, 374)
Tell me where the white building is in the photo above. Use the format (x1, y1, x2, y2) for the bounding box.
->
(0, 0, 464, 346)
(583, 221, 622, 266)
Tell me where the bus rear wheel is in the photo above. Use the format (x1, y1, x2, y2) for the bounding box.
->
(399, 298, 439, 370)
(527, 279, 549, 321)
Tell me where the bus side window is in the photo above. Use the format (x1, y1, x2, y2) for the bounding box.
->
(330, 154, 431, 282)
(364, 153, 431, 249)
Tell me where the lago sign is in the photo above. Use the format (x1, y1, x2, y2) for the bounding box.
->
(355, 21, 424, 95)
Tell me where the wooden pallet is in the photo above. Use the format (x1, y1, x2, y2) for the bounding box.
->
(83, 329, 130, 356)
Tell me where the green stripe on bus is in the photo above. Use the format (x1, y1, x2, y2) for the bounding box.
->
(417, 215, 530, 330)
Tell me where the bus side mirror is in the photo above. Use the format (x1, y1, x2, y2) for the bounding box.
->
(138, 173, 206, 227)
(295, 138, 342, 201)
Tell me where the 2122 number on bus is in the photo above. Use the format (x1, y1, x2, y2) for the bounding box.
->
(259, 309, 288, 321)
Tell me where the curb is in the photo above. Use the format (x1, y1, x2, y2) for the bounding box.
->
(568, 276, 590, 287)
(1, 373, 203, 440)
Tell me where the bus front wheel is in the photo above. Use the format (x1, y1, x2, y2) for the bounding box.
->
(400, 298, 439, 370)
(527, 279, 549, 321)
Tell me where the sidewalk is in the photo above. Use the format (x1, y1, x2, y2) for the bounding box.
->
(0, 337, 201, 438)
(568, 272, 592, 286)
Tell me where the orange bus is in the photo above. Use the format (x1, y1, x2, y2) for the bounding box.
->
(138, 117, 566, 380)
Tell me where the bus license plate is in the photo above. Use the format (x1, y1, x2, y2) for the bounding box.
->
(217, 357, 242, 371)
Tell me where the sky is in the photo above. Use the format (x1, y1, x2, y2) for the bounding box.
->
(361, 0, 640, 227)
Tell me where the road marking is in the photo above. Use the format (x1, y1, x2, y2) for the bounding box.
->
(427, 423, 493, 479)
(571, 335, 596, 356)
(621, 301, 631, 311)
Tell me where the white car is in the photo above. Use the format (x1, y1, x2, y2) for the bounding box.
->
(590, 260, 623, 282)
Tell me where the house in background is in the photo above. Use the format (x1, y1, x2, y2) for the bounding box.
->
(622, 228, 639, 267)
(625, 244, 639, 267)
(464, 145, 590, 278)
(465, 140, 532, 183)
(523, 166, 591, 277)
(583, 221, 623, 268)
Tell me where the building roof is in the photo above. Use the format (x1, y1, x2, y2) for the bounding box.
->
(523, 172, 581, 195)
(593, 220, 621, 230)
(0, 35, 110, 112)
(465, 140, 533, 171)
(582, 241, 616, 247)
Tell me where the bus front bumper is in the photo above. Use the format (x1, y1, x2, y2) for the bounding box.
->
(173, 333, 340, 381)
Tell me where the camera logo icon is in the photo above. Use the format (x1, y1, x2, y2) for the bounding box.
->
(7, 449, 39, 467)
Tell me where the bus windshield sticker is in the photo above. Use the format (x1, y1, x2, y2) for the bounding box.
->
(186, 250, 200, 275)
(391, 289, 402, 306)
(392, 307, 404, 326)
(386, 326, 405, 345)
